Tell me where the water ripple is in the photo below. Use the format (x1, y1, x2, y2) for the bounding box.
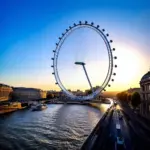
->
(0, 104, 109, 150)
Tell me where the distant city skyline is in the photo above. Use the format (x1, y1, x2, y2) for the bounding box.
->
(0, 0, 150, 91)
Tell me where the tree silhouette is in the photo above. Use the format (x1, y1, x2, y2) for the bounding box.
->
(117, 92, 128, 101)
(131, 92, 141, 108)
(68, 89, 71, 92)
(127, 94, 132, 103)
(47, 93, 54, 99)
(86, 89, 92, 95)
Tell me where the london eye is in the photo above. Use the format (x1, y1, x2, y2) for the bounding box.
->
(51, 21, 117, 100)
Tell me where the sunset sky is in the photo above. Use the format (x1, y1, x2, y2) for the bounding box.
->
(0, 0, 150, 92)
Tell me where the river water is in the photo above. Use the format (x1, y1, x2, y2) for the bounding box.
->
(0, 104, 110, 150)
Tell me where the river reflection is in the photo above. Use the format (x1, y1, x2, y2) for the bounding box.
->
(0, 104, 110, 150)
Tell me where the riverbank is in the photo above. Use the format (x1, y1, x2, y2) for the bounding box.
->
(89, 102, 111, 111)
(0, 102, 26, 114)
(0, 101, 110, 115)
(81, 105, 114, 149)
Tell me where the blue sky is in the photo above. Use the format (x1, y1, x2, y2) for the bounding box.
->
(0, 0, 150, 91)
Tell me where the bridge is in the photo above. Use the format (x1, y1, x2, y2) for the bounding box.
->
(0, 97, 111, 110)
(9, 97, 111, 105)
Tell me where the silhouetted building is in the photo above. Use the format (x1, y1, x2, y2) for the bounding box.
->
(0, 84, 13, 102)
(140, 71, 150, 118)
(47, 90, 61, 98)
(72, 90, 84, 96)
(12, 87, 47, 101)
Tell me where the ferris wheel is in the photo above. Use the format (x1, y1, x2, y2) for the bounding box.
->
(51, 21, 117, 100)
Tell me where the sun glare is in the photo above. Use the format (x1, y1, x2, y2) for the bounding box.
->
(109, 43, 143, 91)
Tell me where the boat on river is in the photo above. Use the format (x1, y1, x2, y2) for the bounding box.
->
(31, 103, 47, 111)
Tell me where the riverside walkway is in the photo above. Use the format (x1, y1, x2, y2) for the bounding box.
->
(81, 103, 150, 150)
